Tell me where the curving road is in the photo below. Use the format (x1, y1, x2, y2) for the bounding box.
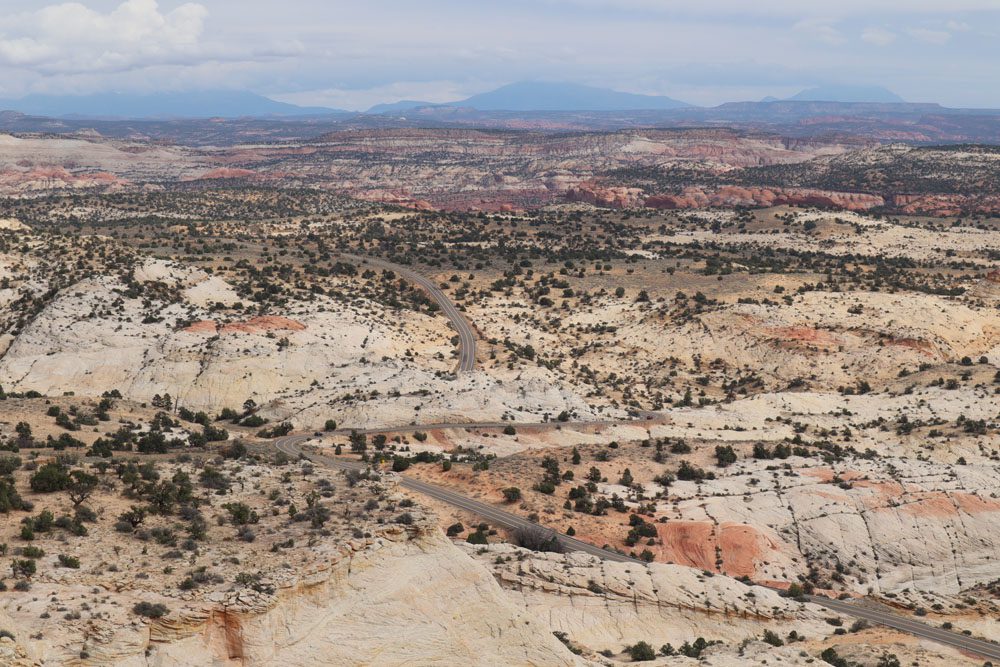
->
(324, 417, 647, 437)
(342, 253, 476, 373)
(275, 434, 634, 564)
(274, 433, 1000, 661)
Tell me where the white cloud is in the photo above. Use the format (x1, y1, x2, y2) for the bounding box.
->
(793, 19, 846, 45)
(540, 0, 1000, 17)
(0, 0, 207, 72)
(0, 0, 996, 108)
(862, 27, 897, 46)
(907, 27, 952, 44)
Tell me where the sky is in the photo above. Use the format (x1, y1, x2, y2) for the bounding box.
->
(0, 0, 996, 110)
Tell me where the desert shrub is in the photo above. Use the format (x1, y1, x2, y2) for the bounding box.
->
(202, 425, 229, 442)
(223, 502, 259, 525)
(627, 641, 656, 661)
(133, 602, 169, 618)
(10, 559, 35, 578)
(220, 441, 248, 460)
(762, 629, 783, 646)
(22, 510, 54, 534)
(876, 654, 901, 667)
(54, 514, 88, 536)
(66, 470, 98, 506)
(785, 582, 805, 599)
(257, 422, 293, 439)
(58, 554, 81, 569)
(678, 638, 717, 658)
(466, 529, 488, 545)
(29, 463, 71, 493)
(669, 440, 691, 454)
(714, 445, 737, 467)
(676, 461, 709, 482)
(117, 506, 147, 530)
(0, 456, 21, 475)
(534, 480, 556, 494)
(0, 479, 29, 513)
(820, 648, 849, 667)
(291, 493, 330, 528)
(198, 467, 231, 493)
(513, 525, 563, 553)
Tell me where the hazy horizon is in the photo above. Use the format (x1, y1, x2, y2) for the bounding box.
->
(0, 0, 996, 111)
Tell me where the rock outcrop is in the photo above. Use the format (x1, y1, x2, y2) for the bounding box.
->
(642, 186, 884, 211)
(463, 544, 830, 651)
(138, 528, 580, 666)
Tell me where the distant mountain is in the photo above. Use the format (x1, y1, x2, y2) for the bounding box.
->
(788, 85, 905, 104)
(450, 81, 690, 111)
(0, 91, 346, 119)
(367, 100, 437, 114)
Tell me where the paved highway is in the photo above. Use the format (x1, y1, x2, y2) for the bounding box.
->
(325, 417, 645, 437)
(274, 433, 1000, 661)
(342, 253, 477, 373)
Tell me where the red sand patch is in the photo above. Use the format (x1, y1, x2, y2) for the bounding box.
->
(658, 521, 716, 571)
(812, 489, 851, 501)
(718, 523, 780, 578)
(896, 494, 956, 518)
(887, 337, 936, 356)
(765, 326, 839, 349)
(803, 468, 866, 483)
(955, 492, 1000, 514)
(183, 316, 306, 335)
(220, 316, 306, 334)
(802, 467, 836, 482)
(893, 491, 1000, 518)
(429, 429, 454, 450)
(657, 521, 781, 578)
(852, 479, 906, 510)
(183, 320, 219, 334)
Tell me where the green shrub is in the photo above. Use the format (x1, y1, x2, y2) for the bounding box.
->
(29, 463, 71, 493)
(627, 641, 656, 661)
(133, 602, 169, 618)
(466, 530, 488, 545)
(58, 554, 80, 569)
(10, 559, 35, 578)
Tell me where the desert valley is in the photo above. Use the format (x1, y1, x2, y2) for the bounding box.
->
(1, 112, 1000, 666)
(2, 1, 1000, 665)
